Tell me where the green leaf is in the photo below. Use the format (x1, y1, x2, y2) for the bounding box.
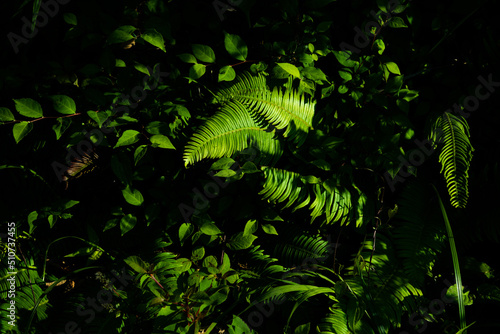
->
(122, 185, 144, 206)
(192, 44, 216, 63)
(373, 39, 385, 55)
(200, 222, 222, 236)
(120, 214, 137, 235)
(243, 220, 258, 236)
(210, 157, 236, 170)
(219, 65, 236, 82)
(134, 62, 151, 76)
(387, 17, 408, 28)
(51, 95, 76, 115)
(124, 255, 148, 273)
(63, 13, 77, 25)
(224, 32, 248, 61)
(141, 29, 166, 52)
(227, 232, 257, 250)
(87, 110, 109, 128)
(115, 59, 126, 67)
(294, 323, 311, 334)
(134, 145, 148, 165)
(177, 53, 198, 63)
(191, 246, 205, 261)
(115, 130, 140, 148)
(214, 169, 237, 177)
(14, 98, 43, 118)
(150, 134, 175, 149)
(179, 223, 194, 246)
(13, 121, 33, 143)
(189, 63, 206, 80)
(301, 67, 327, 83)
(385, 62, 401, 75)
(386, 75, 404, 93)
(107, 25, 136, 44)
(262, 224, 278, 235)
(0, 107, 15, 121)
(332, 50, 358, 67)
(276, 63, 301, 79)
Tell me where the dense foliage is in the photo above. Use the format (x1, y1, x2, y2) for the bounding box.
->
(1, 0, 499, 333)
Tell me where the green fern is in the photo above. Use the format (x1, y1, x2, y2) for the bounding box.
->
(273, 234, 331, 268)
(183, 100, 282, 167)
(214, 72, 315, 146)
(184, 73, 316, 167)
(259, 167, 353, 225)
(429, 112, 474, 208)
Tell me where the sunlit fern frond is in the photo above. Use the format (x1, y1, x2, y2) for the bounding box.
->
(183, 100, 282, 167)
(259, 167, 353, 225)
(214, 72, 315, 146)
(429, 112, 474, 208)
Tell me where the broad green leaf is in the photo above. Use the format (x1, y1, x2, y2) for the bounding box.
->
(189, 63, 206, 79)
(107, 25, 136, 44)
(120, 214, 137, 235)
(374, 39, 385, 55)
(385, 62, 401, 75)
(150, 134, 175, 149)
(214, 169, 237, 177)
(145, 121, 169, 135)
(13, 121, 33, 143)
(243, 220, 258, 237)
(124, 255, 148, 273)
(301, 67, 327, 83)
(191, 246, 205, 261)
(210, 157, 236, 170)
(87, 110, 109, 128)
(141, 29, 166, 52)
(332, 50, 358, 67)
(387, 17, 408, 28)
(179, 223, 194, 246)
(209, 286, 229, 305)
(115, 59, 126, 67)
(276, 63, 301, 78)
(177, 53, 198, 63)
(200, 222, 222, 235)
(338, 70, 353, 82)
(115, 130, 140, 148)
(224, 32, 247, 61)
(134, 145, 148, 165)
(63, 13, 77, 25)
(192, 44, 216, 63)
(218, 65, 236, 82)
(261, 224, 278, 235)
(386, 75, 404, 93)
(294, 323, 311, 334)
(227, 232, 257, 250)
(134, 62, 150, 76)
(0, 108, 15, 121)
(52, 117, 72, 140)
(51, 95, 76, 115)
(122, 185, 144, 206)
(14, 98, 43, 118)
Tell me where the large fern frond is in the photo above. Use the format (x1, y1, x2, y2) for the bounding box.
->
(259, 167, 352, 225)
(429, 112, 474, 208)
(183, 100, 282, 166)
(214, 72, 316, 146)
(273, 233, 331, 268)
